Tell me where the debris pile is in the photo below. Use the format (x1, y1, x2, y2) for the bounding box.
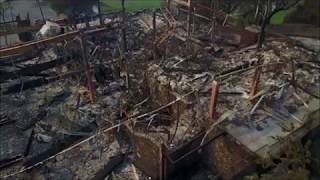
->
(1, 4, 319, 180)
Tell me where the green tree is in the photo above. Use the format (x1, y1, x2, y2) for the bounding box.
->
(255, 0, 302, 48)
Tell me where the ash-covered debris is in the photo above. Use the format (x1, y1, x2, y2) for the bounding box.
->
(31, 135, 121, 180)
(0, 9, 163, 180)
(141, 40, 318, 145)
(0, 5, 319, 180)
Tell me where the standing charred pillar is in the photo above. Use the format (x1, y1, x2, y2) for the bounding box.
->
(192, 7, 195, 33)
(98, 0, 103, 25)
(121, 0, 127, 52)
(35, 0, 45, 22)
(16, 14, 33, 42)
(85, 12, 90, 28)
(257, 0, 302, 49)
(1, 8, 8, 46)
(153, 10, 157, 60)
(211, 0, 218, 43)
(121, 0, 129, 90)
(167, 0, 171, 10)
(257, 0, 271, 49)
(187, 0, 192, 37)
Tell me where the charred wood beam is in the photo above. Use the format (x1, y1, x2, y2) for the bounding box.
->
(24, 129, 35, 157)
(0, 128, 33, 170)
(23, 132, 88, 167)
(1, 70, 83, 94)
(0, 118, 15, 127)
(0, 57, 75, 82)
(0, 119, 15, 126)
(217, 60, 256, 77)
(23, 121, 97, 169)
(2, 77, 49, 95)
(294, 82, 320, 99)
(0, 52, 40, 66)
(91, 154, 126, 180)
(0, 155, 24, 170)
(16, 110, 47, 130)
(0, 19, 17, 25)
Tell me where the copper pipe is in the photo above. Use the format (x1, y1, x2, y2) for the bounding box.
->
(209, 80, 219, 121)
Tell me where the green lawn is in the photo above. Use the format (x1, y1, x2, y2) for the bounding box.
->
(101, 0, 161, 12)
(270, 0, 306, 24)
(270, 10, 292, 25)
